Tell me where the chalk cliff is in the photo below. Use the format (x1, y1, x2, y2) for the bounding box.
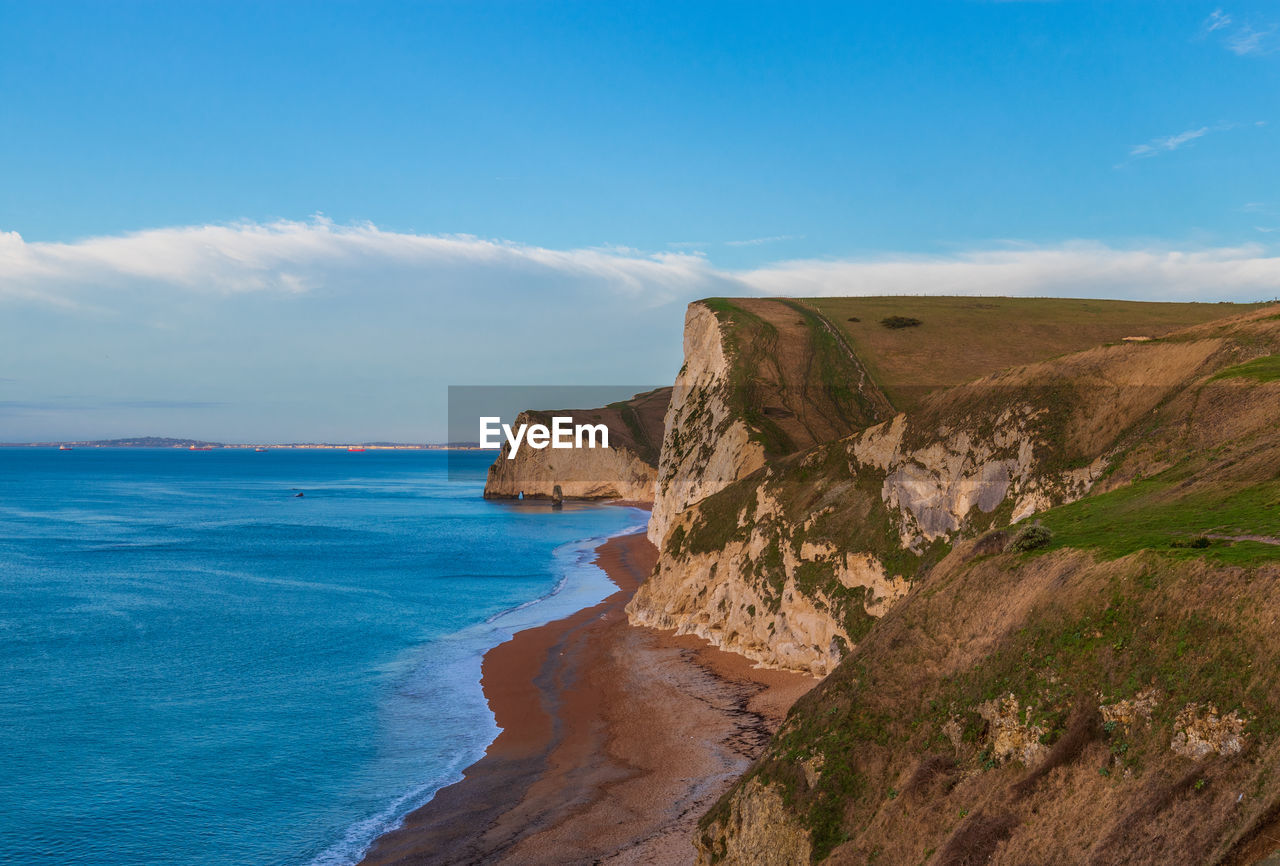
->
(648, 298, 892, 547)
(647, 303, 767, 544)
(483, 387, 669, 502)
(691, 305, 1280, 864)
(630, 307, 1258, 677)
(483, 295, 1280, 864)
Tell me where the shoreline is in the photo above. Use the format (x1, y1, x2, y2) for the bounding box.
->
(359, 519, 814, 865)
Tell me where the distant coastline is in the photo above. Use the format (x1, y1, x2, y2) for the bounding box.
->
(0, 437, 484, 450)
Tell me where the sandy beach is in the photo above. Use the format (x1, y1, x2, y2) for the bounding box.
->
(359, 522, 813, 866)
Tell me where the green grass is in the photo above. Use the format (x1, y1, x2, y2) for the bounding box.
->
(681, 471, 760, 555)
(1034, 475, 1280, 565)
(1211, 354, 1280, 383)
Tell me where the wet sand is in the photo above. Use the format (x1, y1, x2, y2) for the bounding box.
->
(360, 526, 813, 865)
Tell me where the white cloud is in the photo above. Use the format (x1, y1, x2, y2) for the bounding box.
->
(4, 222, 1278, 441)
(1227, 24, 1276, 55)
(1123, 120, 1265, 165)
(0, 218, 728, 309)
(724, 234, 802, 247)
(2, 221, 1279, 316)
(1200, 10, 1276, 55)
(1128, 126, 1210, 158)
(734, 243, 1280, 302)
(1204, 9, 1233, 33)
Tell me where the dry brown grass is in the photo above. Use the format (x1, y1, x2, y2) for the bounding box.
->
(742, 546, 1280, 865)
(729, 298, 893, 450)
(935, 809, 1020, 866)
(967, 531, 1011, 560)
(1011, 699, 1101, 800)
(904, 754, 961, 800)
(800, 296, 1268, 412)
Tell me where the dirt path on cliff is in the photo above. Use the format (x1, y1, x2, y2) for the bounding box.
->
(791, 299, 897, 422)
(358, 530, 814, 866)
(1207, 533, 1280, 546)
(731, 297, 894, 447)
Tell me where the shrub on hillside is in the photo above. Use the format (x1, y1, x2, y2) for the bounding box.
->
(880, 315, 922, 329)
(1011, 524, 1054, 552)
(1170, 536, 1211, 549)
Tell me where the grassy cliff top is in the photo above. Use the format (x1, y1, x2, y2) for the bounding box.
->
(797, 296, 1268, 412)
(697, 297, 895, 457)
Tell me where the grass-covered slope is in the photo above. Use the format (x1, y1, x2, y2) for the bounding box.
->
(698, 297, 895, 457)
(801, 296, 1266, 413)
(704, 549, 1280, 865)
(695, 306, 1280, 864)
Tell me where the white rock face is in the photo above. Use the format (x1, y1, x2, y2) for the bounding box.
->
(629, 486, 910, 677)
(854, 405, 1107, 551)
(632, 308, 1120, 676)
(630, 395, 1108, 674)
(648, 303, 766, 546)
(483, 410, 658, 501)
(841, 552, 910, 616)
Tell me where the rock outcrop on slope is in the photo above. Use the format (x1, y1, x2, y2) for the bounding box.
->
(483, 387, 669, 502)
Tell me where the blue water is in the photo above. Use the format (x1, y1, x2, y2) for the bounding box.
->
(0, 448, 644, 866)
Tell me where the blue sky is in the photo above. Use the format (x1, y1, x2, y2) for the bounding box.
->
(2, 1, 1279, 441)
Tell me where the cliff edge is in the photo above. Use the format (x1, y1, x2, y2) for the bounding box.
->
(648, 298, 893, 546)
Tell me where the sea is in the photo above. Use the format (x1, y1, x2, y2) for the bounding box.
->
(0, 448, 645, 865)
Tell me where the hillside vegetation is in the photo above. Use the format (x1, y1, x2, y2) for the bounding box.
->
(802, 296, 1265, 412)
(686, 305, 1280, 864)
